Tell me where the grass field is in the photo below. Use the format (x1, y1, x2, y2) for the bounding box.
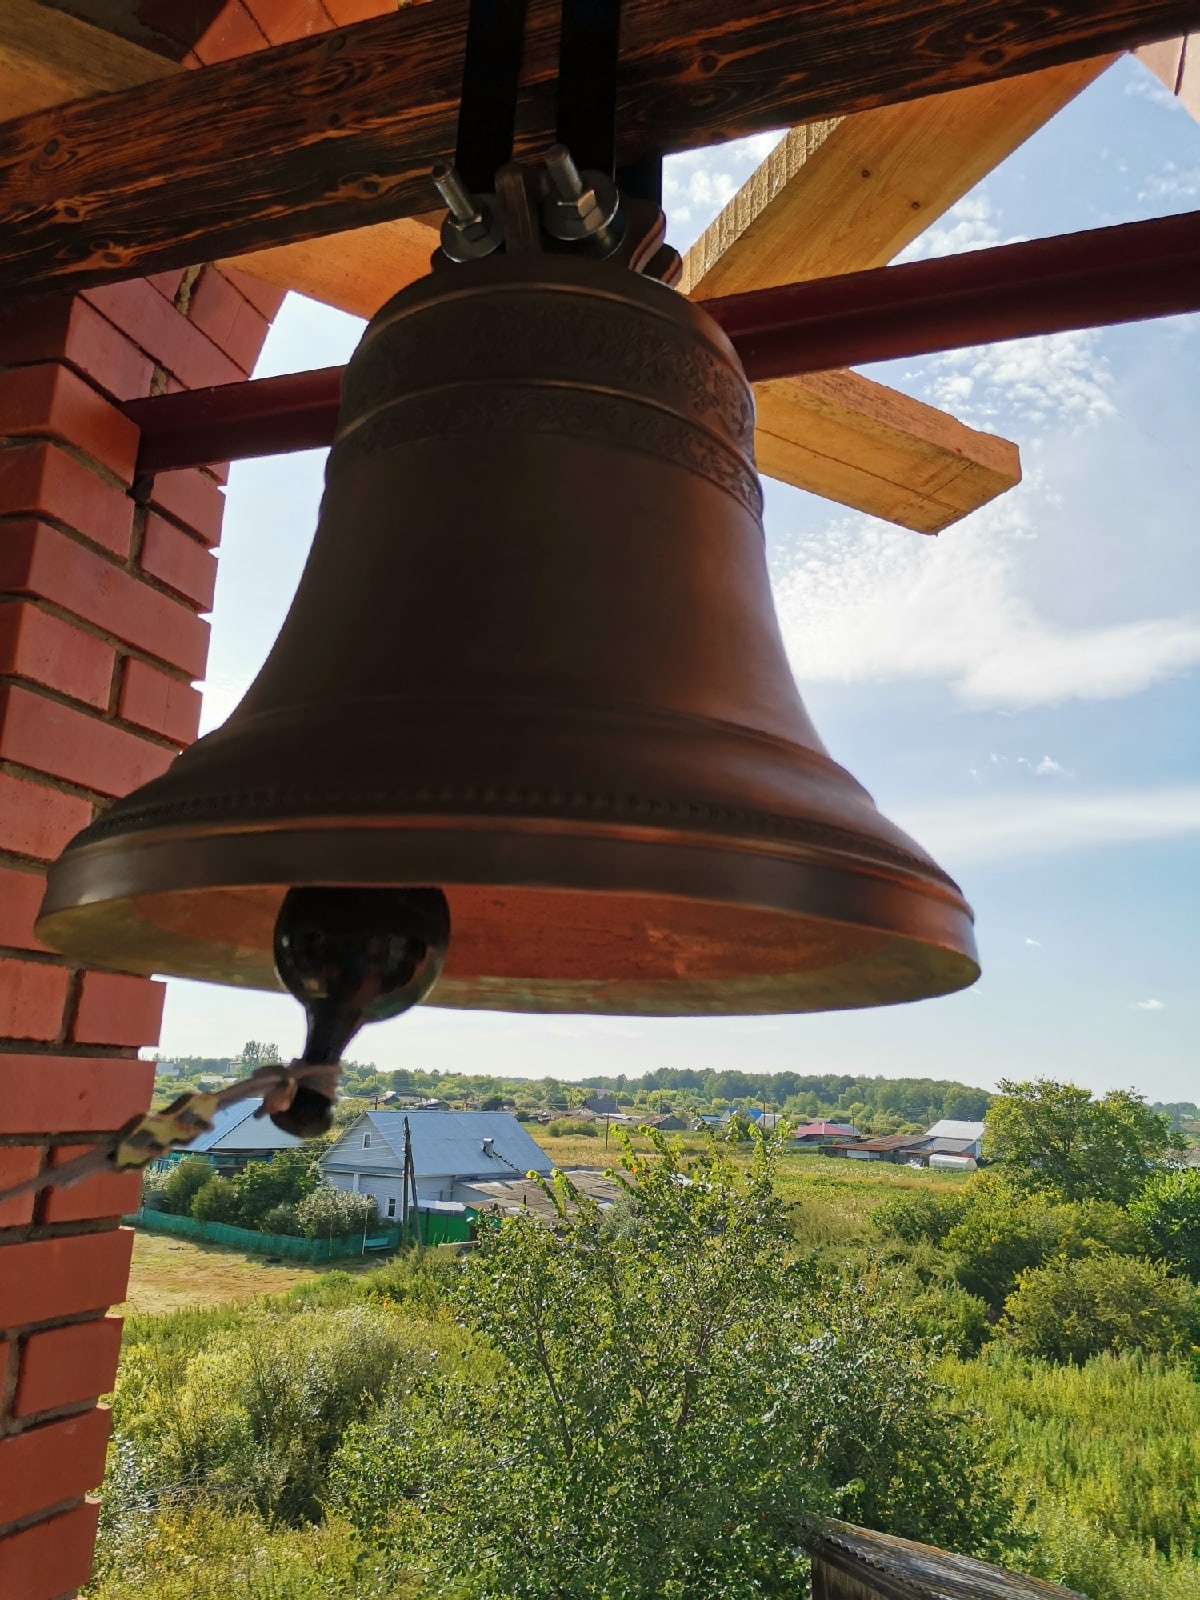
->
(117, 1232, 351, 1314)
(531, 1131, 969, 1244)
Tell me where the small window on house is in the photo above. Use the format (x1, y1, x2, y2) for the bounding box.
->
(386, 1196, 398, 1219)
(362, 1132, 372, 1148)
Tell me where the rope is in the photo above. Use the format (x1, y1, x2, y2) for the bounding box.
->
(0, 1060, 341, 1211)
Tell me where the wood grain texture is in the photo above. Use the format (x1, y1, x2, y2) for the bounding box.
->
(1, 0, 1198, 298)
(0, 0, 438, 314)
(682, 55, 1115, 298)
(0, 0, 177, 118)
(753, 370, 1021, 533)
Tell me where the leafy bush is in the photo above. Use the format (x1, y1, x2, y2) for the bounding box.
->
(944, 1178, 1150, 1312)
(190, 1175, 245, 1225)
(1131, 1168, 1200, 1281)
(1001, 1252, 1197, 1364)
(872, 1189, 967, 1245)
(545, 1117, 598, 1138)
(294, 1186, 378, 1239)
(159, 1156, 215, 1216)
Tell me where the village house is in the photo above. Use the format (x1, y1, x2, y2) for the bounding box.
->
(320, 1110, 553, 1221)
(156, 1099, 302, 1176)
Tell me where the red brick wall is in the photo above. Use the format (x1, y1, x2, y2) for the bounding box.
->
(0, 256, 283, 1600)
(0, 2, 403, 1587)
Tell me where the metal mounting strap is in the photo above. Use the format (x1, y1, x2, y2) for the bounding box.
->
(453, 0, 532, 196)
(555, 0, 622, 177)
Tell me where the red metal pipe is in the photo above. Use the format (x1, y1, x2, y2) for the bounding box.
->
(125, 210, 1200, 473)
(712, 208, 1200, 382)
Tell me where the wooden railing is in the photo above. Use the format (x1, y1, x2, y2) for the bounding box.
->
(809, 1521, 1088, 1600)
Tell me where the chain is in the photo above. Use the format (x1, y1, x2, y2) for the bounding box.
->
(0, 1060, 341, 1212)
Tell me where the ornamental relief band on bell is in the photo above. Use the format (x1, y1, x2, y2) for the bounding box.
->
(328, 383, 764, 518)
(341, 293, 758, 458)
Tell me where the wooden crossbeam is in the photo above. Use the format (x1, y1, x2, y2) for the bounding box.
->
(0, 0, 441, 309)
(1, 0, 1196, 300)
(754, 374, 1020, 534)
(677, 56, 1111, 529)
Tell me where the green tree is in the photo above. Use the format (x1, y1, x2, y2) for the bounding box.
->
(239, 1040, 281, 1067)
(1131, 1167, 1200, 1281)
(1001, 1252, 1197, 1364)
(159, 1156, 215, 1216)
(330, 1136, 1011, 1596)
(985, 1079, 1169, 1204)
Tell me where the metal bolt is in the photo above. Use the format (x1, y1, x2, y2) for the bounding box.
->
(544, 144, 585, 201)
(432, 163, 481, 225)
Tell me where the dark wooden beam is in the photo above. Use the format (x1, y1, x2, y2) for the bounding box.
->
(125, 210, 1200, 473)
(2, 0, 1199, 299)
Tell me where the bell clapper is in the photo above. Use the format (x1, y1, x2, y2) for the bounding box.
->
(267, 886, 451, 1138)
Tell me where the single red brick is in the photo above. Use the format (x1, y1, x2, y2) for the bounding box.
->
(0, 1057, 154, 1137)
(139, 513, 218, 610)
(0, 1498, 102, 1600)
(186, 268, 270, 374)
(0, 1406, 110, 1527)
(323, 0, 393, 21)
(242, 0, 330, 45)
(72, 972, 166, 1048)
(118, 659, 202, 746)
(0, 957, 69, 1042)
(16, 1317, 124, 1418)
(0, 685, 176, 798)
(0, 365, 140, 485)
(145, 268, 188, 302)
(193, 0, 271, 60)
(0, 521, 211, 678)
(0, 1228, 133, 1326)
(0, 441, 133, 559)
(82, 281, 245, 392)
(41, 1145, 144, 1226)
(0, 602, 116, 710)
(0, 772, 91, 863)
(147, 468, 226, 544)
(0, 1147, 43, 1227)
(0, 864, 50, 953)
(0, 297, 154, 406)
(211, 263, 287, 320)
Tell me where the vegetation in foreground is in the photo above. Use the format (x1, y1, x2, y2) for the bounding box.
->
(93, 1088, 1200, 1600)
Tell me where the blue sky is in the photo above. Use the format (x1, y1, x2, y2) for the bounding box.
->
(159, 57, 1200, 1098)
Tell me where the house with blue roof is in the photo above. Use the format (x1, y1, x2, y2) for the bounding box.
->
(156, 1098, 303, 1175)
(319, 1110, 552, 1222)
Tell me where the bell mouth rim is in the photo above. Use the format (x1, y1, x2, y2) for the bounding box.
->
(37, 816, 978, 1017)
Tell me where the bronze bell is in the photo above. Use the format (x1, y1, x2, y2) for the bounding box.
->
(37, 255, 979, 1016)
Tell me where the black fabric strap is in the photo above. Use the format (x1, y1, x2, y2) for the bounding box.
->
(555, 0, 622, 178)
(454, 0, 532, 195)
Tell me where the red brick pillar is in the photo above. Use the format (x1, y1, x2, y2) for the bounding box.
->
(0, 262, 283, 1598)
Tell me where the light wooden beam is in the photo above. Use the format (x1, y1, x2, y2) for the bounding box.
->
(676, 56, 1114, 529)
(755, 372, 1020, 534)
(681, 57, 1116, 298)
(1, 0, 1196, 299)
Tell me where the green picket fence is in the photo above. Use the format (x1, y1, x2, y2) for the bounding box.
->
(127, 1204, 475, 1257)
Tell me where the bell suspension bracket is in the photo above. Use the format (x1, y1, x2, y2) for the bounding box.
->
(432, 0, 679, 281)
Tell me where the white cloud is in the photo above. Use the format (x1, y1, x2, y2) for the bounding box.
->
(773, 483, 1200, 709)
(1138, 163, 1200, 203)
(917, 330, 1116, 433)
(1130, 998, 1166, 1011)
(895, 783, 1200, 867)
(663, 132, 785, 243)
